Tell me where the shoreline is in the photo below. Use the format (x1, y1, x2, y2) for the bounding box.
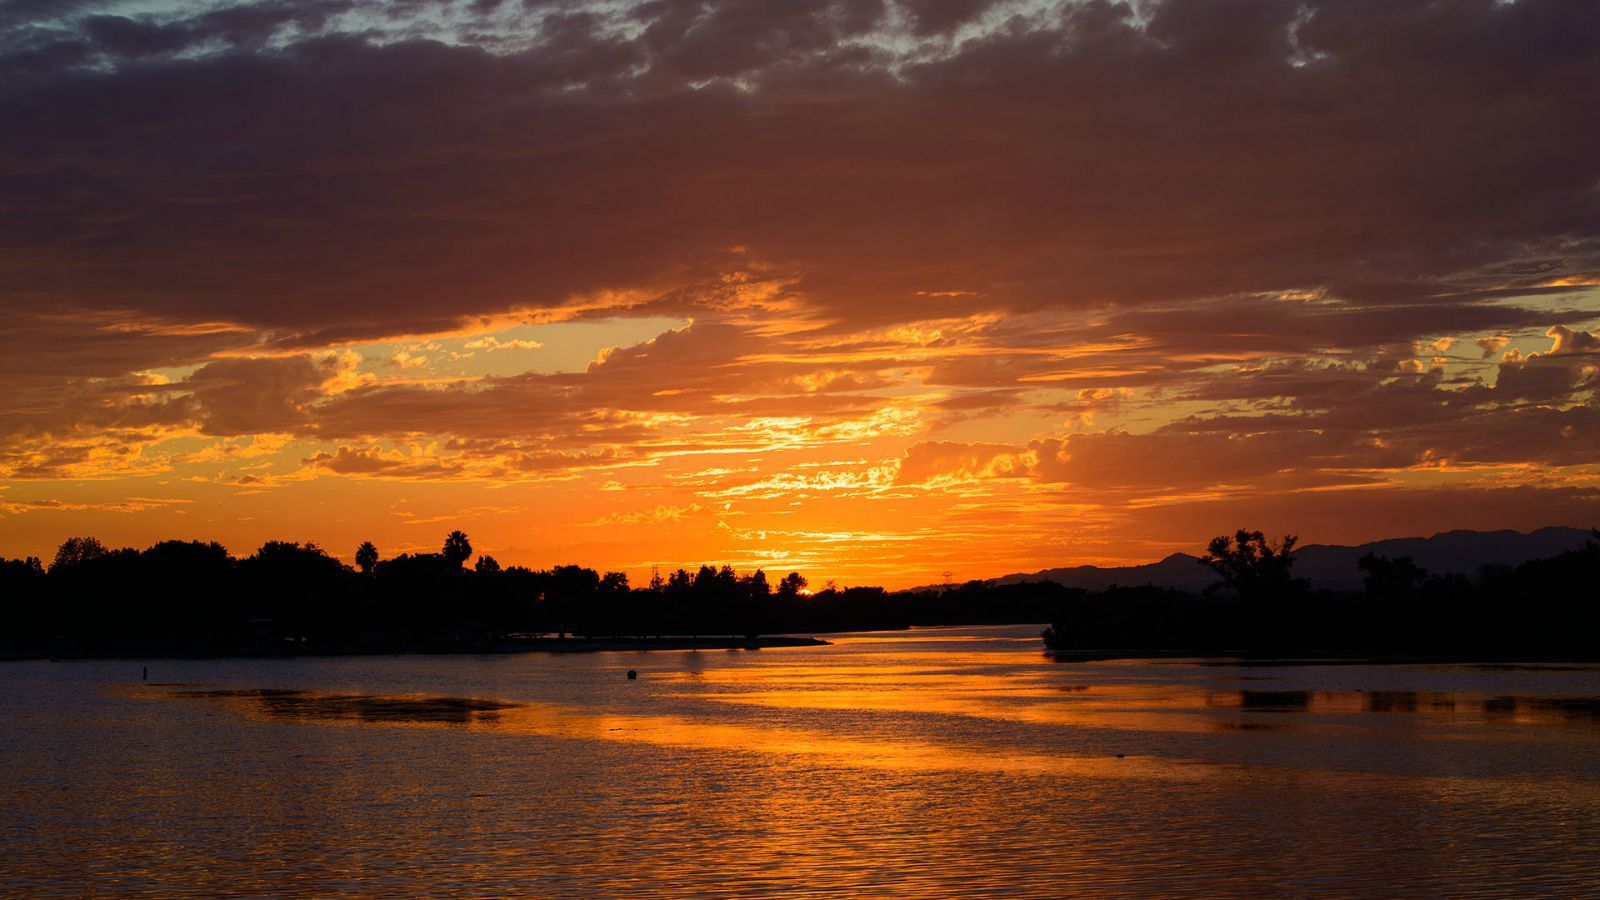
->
(0, 634, 831, 662)
(1046, 648, 1600, 666)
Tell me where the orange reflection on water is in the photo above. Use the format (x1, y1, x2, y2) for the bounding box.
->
(654, 652, 1600, 735)
(653, 655, 1261, 735)
(66, 634, 1600, 896)
(138, 684, 1185, 780)
(515, 706, 1174, 779)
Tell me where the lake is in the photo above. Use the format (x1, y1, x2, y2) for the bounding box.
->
(4, 624, 1600, 896)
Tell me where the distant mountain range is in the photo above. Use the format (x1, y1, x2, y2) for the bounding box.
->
(923, 527, 1597, 594)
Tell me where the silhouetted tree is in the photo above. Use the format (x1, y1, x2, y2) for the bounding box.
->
(141, 539, 230, 568)
(547, 564, 601, 638)
(442, 531, 472, 570)
(744, 569, 771, 598)
(1358, 553, 1429, 598)
(667, 568, 692, 592)
(236, 541, 351, 641)
(51, 536, 108, 573)
(241, 541, 348, 587)
(1, 556, 44, 577)
(736, 569, 773, 637)
(1200, 530, 1305, 603)
(130, 540, 236, 641)
(777, 571, 808, 599)
(474, 554, 501, 575)
(374, 552, 454, 579)
(355, 541, 380, 575)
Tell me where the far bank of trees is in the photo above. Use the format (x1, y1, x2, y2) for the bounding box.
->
(0, 531, 899, 655)
(1039, 528, 1600, 658)
(2, 527, 1597, 659)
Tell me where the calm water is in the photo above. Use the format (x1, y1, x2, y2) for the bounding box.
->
(4, 625, 1600, 896)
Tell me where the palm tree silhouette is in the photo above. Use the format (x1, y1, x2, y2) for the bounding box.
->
(442, 531, 472, 570)
(355, 541, 379, 575)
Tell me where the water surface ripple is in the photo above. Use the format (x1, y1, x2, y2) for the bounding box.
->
(4, 625, 1600, 896)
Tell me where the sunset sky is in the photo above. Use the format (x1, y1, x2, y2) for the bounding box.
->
(2, 0, 1598, 586)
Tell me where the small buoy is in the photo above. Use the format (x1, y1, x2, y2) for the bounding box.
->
(142, 667, 148, 681)
(627, 670, 638, 680)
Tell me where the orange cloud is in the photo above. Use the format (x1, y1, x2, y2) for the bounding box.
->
(3, 0, 1600, 584)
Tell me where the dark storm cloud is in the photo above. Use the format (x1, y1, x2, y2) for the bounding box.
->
(2, 0, 1596, 344)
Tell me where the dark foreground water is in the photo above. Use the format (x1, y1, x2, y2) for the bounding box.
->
(4, 625, 1600, 896)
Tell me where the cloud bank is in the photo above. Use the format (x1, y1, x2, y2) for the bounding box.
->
(2, 0, 1598, 583)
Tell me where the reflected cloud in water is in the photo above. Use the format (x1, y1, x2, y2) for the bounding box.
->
(170, 689, 519, 726)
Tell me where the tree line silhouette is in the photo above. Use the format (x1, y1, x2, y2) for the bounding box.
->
(1040, 528, 1600, 659)
(0, 530, 885, 656)
(2, 527, 1597, 659)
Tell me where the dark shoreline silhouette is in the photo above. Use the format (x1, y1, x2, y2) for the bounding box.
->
(2, 526, 1597, 662)
(3, 635, 830, 662)
(1036, 528, 1600, 662)
(939, 527, 1600, 594)
(1, 531, 882, 661)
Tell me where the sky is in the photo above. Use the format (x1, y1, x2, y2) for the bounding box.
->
(1, 0, 1598, 587)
